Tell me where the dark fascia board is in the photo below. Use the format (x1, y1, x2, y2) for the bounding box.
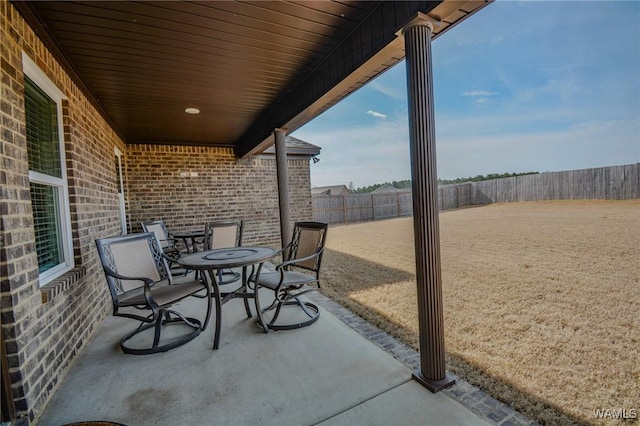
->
(236, 1, 492, 159)
(234, 1, 441, 158)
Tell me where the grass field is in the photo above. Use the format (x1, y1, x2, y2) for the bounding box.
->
(319, 200, 639, 425)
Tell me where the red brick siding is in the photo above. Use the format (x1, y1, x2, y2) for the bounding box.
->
(1, 1, 126, 423)
(1, 2, 314, 424)
(125, 144, 313, 247)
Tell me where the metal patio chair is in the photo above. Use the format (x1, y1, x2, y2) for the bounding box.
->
(203, 220, 244, 285)
(95, 232, 211, 355)
(141, 220, 183, 258)
(202, 220, 252, 316)
(141, 219, 190, 274)
(250, 221, 328, 331)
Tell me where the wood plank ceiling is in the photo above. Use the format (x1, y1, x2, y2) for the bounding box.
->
(13, 1, 490, 157)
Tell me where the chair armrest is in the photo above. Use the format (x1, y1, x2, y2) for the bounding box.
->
(103, 267, 155, 286)
(274, 241, 293, 258)
(275, 246, 324, 270)
(158, 236, 181, 245)
(261, 243, 290, 267)
(104, 267, 166, 309)
(160, 235, 190, 252)
(160, 251, 181, 264)
(102, 268, 158, 308)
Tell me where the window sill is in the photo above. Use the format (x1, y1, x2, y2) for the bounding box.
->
(40, 267, 86, 303)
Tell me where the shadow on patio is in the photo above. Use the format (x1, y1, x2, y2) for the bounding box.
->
(35, 279, 494, 426)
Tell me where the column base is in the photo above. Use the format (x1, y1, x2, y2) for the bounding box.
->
(412, 370, 456, 393)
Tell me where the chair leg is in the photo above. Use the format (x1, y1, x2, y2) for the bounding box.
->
(208, 271, 223, 350)
(253, 285, 270, 334)
(269, 300, 285, 326)
(297, 297, 318, 318)
(153, 312, 163, 348)
(241, 267, 252, 318)
(202, 284, 212, 331)
(258, 296, 321, 331)
(120, 309, 202, 355)
(188, 283, 212, 331)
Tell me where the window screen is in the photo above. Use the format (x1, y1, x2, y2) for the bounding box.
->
(25, 77, 61, 178)
(29, 183, 63, 272)
(24, 76, 65, 275)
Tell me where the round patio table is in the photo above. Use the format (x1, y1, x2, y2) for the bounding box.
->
(172, 230, 205, 253)
(178, 246, 277, 349)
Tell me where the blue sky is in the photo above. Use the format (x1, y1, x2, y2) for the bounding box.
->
(292, 1, 640, 188)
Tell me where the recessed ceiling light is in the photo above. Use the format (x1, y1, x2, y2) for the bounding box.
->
(184, 107, 200, 115)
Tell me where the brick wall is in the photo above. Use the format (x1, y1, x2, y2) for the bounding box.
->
(1, 2, 315, 424)
(125, 144, 313, 247)
(1, 1, 125, 423)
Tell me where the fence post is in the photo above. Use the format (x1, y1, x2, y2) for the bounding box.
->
(371, 193, 375, 221)
(342, 195, 347, 224)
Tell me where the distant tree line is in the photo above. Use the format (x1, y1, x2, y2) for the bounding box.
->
(352, 172, 539, 193)
(351, 180, 411, 194)
(438, 171, 539, 185)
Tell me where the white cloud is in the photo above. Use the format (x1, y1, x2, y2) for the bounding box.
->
(368, 80, 406, 100)
(462, 90, 498, 97)
(366, 110, 387, 119)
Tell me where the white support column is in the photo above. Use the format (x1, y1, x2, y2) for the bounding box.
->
(274, 128, 292, 254)
(403, 14, 455, 392)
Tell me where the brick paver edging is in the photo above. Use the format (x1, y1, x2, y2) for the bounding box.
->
(308, 293, 539, 426)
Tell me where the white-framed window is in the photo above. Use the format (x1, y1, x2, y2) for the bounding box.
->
(22, 53, 74, 286)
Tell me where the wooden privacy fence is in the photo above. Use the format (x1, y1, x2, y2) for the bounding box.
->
(312, 191, 413, 224)
(471, 163, 639, 204)
(313, 163, 639, 225)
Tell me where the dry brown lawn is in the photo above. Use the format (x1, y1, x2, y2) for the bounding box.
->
(320, 200, 639, 426)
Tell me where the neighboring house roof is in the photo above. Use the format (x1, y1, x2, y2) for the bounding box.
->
(371, 184, 399, 193)
(261, 136, 321, 158)
(311, 185, 351, 196)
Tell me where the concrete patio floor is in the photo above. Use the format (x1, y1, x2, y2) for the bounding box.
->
(35, 282, 533, 426)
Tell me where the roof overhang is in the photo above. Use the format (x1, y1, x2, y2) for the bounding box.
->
(11, 0, 491, 158)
